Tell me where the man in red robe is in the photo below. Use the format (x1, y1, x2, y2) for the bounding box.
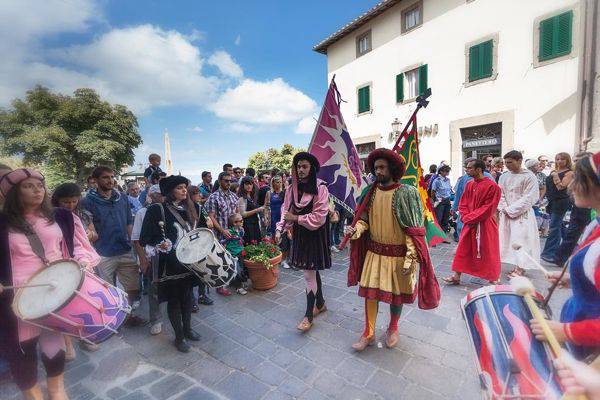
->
(444, 159, 501, 284)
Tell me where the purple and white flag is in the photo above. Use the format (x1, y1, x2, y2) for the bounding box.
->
(308, 78, 365, 214)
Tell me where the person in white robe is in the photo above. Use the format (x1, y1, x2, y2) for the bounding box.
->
(497, 151, 541, 276)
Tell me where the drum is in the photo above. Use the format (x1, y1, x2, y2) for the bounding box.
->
(12, 260, 131, 344)
(175, 228, 237, 288)
(461, 285, 563, 399)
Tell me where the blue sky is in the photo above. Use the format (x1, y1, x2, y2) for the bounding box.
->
(1, 0, 379, 183)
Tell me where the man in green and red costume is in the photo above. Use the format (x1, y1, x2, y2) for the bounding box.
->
(346, 148, 440, 350)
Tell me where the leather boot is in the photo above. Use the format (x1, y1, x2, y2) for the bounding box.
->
(22, 384, 43, 400)
(385, 330, 399, 348)
(47, 374, 69, 400)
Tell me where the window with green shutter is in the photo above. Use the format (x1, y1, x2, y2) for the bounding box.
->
(539, 11, 573, 61)
(468, 40, 493, 82)
(358, 86, 370, 114)
(418, 64, 428, 95)
(396, 74, 404, 103)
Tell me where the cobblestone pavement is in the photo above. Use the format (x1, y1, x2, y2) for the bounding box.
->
(1, 242, 568, 400)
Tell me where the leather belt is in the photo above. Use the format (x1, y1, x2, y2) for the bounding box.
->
(366, 240, 407, 257)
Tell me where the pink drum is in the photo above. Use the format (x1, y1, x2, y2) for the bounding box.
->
(12, 259, 131, 344)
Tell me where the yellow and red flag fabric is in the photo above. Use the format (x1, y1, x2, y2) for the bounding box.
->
(395, 121, 446, 246)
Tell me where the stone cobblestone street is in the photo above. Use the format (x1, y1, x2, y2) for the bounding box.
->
(1, 242, 568, 400)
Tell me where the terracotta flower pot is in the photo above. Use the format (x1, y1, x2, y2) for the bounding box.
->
(244, 253, 282, 290)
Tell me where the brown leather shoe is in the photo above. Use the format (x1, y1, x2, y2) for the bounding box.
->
(385, 330, 399, 348)
(352, 335, 375, 351)
(297, 317, 313, 332)
(313, 304, 327, 317)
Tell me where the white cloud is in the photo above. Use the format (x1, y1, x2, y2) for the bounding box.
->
(54, 25, 221, 113)
(190, 126, 204, 133)
(295, 115, 317, 135)
(208, 50, 243, 79)
(0, 0, 319, 136)
(230, 123, 254, 133)
(211, 78, 317, 125)
(234, 35, 241, 46)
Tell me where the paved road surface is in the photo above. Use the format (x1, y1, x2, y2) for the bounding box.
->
(1, 242, 568, 399)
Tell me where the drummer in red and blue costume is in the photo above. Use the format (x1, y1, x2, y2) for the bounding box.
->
(0, 168, 100, 400)
(531, 152, 600, 360)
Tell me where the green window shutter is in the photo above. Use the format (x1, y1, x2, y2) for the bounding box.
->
(481, 40, 493, 78)
(555, 11, 573, 57)
(539, 11, 573, 61)
(539, 18, 555, 60)
(396, 73, 404, 103)
(469, 45, 480, 81)
(469, 41, 493, 82)
(358, 86, 370, 113)
(418, 64, 428, 95)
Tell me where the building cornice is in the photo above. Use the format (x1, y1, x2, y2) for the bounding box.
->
(313, 0, 403, 54)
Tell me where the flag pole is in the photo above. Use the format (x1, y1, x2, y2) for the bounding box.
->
(338, 88, 432, 251)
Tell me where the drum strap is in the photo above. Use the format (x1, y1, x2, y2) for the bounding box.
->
(165, 204, 192, 233)
(25, 231, 49, 265)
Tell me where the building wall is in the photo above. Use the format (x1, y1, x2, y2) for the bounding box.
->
(324, 0, 582, 176)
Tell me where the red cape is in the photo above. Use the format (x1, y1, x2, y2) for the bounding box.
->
(347, 184, 440, 310)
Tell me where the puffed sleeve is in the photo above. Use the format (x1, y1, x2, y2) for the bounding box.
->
(72, 215, 101, 270)
(140, 204, 164, 247)
(297, 184, 329, 231)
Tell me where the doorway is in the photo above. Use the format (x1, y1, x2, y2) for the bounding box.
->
(460, 122, 502, 161)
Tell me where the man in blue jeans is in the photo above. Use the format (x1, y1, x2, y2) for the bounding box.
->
(432, 165, 453, 243)
(82, 166, 147, 326)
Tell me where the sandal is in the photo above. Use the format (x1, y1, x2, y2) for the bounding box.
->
(443, 276, 461, 285)
(506, 267, 526, 279)
(297, 317, 313, 332)
(313, 304, 327, 317)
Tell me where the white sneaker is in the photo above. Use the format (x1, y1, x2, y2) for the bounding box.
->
(236, 288, 248, 295)
(281, 261, 291, 269)
(150, 322, 162, 335)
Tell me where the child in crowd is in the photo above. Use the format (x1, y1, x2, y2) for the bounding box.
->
(222, 213, 248, 295)
(144, 153, 162, 186)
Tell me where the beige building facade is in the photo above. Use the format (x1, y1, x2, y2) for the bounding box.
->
(314, 0, 599, 175)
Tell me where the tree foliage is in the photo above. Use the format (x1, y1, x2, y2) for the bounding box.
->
(247, 143, 305, 173)
(0, 86, 142, 185)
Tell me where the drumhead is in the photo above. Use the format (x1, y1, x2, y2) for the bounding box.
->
(176, 228, 215, 264)
(14, 260, 83, 320)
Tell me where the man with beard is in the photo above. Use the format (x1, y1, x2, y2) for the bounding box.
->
(445, 159, 501, 285)
(346, 148, 440, 351)
(276, 152, 331, 332)
(82, 166, 147, 326)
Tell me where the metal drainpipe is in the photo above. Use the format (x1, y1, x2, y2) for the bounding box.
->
(580, 0, 599, 151)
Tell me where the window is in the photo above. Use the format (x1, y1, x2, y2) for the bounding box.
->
(358, 85, 371, 114)
(539, 11, 573, 61)
(402, 1, 423, 33)
(356, 30, 372, 58)
(396, 64, 428, 103)
(468, 40, 493, 82)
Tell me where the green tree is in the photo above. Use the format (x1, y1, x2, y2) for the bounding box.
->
(0, 86, 142, 186)
(247, 144, 305, 173)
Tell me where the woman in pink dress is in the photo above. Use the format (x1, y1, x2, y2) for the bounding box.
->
(0, 169, 100, 400)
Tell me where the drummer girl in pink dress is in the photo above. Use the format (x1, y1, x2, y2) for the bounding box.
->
(0, 169, 100, 400)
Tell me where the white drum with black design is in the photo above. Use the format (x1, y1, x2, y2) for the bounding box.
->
(175, 228, 237, 288)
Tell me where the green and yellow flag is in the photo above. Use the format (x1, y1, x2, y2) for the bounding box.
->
(397, 130, 446, 246)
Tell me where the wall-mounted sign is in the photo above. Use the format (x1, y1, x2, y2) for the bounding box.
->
(462, 137, 500, 148)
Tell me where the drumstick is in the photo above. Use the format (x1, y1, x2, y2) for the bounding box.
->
(511, 276, 562, 357)
(511, 244, 550, 275)
(3, 283, 56, 290)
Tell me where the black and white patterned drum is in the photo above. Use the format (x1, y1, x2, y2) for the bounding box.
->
(175, 228, 237, 288)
